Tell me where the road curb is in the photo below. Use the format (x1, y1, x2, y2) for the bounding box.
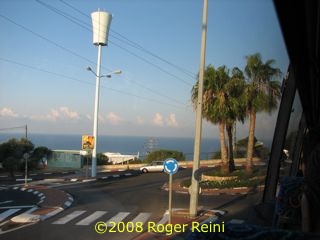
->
(161, 180, 264, 196)
(65, 171, 136, 182)
(8, 185, 74, 222)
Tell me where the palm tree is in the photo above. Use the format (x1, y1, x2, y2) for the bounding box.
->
(192, 65, 228, 173)
(224, 67, 246, 172)
(244, 53, 281, 174)
(191, 65, 246, 173)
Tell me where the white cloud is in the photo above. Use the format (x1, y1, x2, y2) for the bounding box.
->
(107, 112, 123, 125)
(48, 109, 60, 121)
(153, 113, 164, 126)
(59, 107, 79, 120)
(166, 113, 178, 127)
(152, 113, 179, 127)
(30, 107, 80, 121)
(0, 107, 19, 118)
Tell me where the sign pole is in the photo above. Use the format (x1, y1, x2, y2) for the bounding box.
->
(168, 174, 173, 224)
(163, 158, 179, 225)
(82, 135, 94, 179)
(86, 153, 89, 179)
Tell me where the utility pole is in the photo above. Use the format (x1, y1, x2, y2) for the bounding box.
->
(189, 0, 208, 217)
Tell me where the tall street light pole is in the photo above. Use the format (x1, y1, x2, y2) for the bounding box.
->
(189, 0, 208, 217)
(90, 10, 112, 177)
(87, 66, 121, 176)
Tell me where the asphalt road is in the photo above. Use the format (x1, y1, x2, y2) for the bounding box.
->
(1, 168, 241, 240)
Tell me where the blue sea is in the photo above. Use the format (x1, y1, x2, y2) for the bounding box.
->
(0, 133, 220, 160)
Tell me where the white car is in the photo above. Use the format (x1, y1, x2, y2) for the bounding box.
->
(140, 161, 164, 173)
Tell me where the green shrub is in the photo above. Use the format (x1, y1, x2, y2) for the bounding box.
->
(143, 149, 185, 163)
(206, 166, 266, 178)
(180, 167, 266, 189)
(180, 177, 265, 189)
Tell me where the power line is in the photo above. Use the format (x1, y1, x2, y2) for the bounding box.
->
(13, 0, 192, 102)
(0, 125, 26, 132)
(57, 0, 196, 84)
(36, 0, 92, 32)
(0, 57, 92, 86)
(34, 0, 193, 104)
(110, 31, 196, 79)
(35, 0, 193, 100)
(0, 57, 186, 109)
(0, 13, 186, 106)
(0, 125, 28, 139)
(110, 40, 193, 86)
(0, 13, 96, 67)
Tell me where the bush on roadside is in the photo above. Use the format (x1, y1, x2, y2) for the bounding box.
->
(180, 167, 266, 189)
(205, 166, 267, 178)
(180, 177, 265, 189)
(143, 149, 185, 163)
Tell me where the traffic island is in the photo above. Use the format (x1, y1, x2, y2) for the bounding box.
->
(162, 177, 264, 196)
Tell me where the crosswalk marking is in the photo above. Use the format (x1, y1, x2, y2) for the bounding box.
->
(49, 210, 158, 227)
(105, 212, 130, 227)
(129, 212, 151, 228)
(75, 211, 107, 226)
(52, 210, 86, 224)
(0, 209, 20, 222)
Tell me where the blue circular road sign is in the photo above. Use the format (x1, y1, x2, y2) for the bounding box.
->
(163, 158, 179, 174)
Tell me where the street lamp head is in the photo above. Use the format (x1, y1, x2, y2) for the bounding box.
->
(113, 70, 122, 75)
(86, 66, 122, 78)
(87, 66, 98, 77)
(101, 70, 122, 78)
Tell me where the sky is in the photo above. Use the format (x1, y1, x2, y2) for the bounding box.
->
(0, 0, 289, 140)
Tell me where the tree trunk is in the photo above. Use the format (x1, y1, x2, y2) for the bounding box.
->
(226, 123, 235, 173)
(246, 110, 256, 174)
(219, 122, 229, 174)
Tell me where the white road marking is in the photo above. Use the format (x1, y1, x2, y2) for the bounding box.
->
(52, 210, 86, 224)
(75, 211, 107, 226)
(129, 212, 151, 228)
(105, 212, 130, 227)
(0, 205, 36, 210)
(0, 209, 20, 221)
(0, 200, 13, 205)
